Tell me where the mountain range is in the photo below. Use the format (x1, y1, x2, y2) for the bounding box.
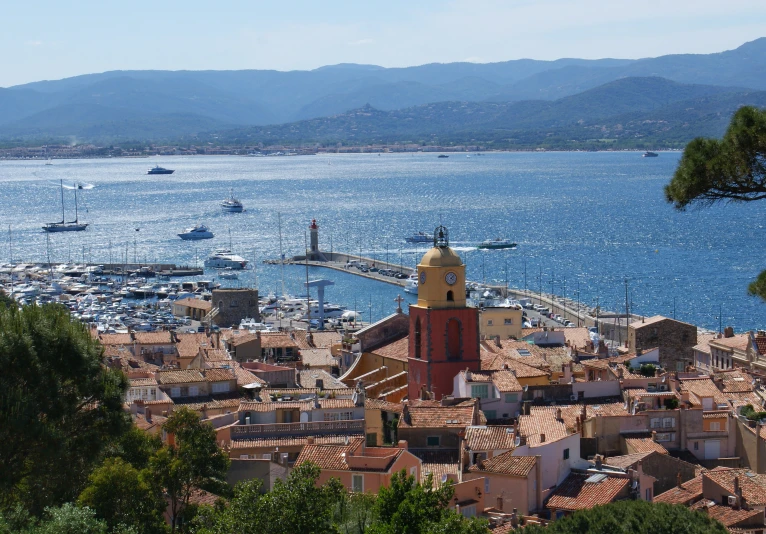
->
(2, 38, 766, 146)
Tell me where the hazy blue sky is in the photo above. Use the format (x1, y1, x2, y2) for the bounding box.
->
(5, 0, 766, 87)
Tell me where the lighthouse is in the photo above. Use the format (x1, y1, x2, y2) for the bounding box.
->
(308, 219, 327, 261)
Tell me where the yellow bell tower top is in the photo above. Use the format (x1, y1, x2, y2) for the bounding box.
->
(416, 226, 466, 309)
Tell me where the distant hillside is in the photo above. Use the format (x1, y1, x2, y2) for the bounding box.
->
(209, 77, 763, 149)
(1, 37, 765, 141)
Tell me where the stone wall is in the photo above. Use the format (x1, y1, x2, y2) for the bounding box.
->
(212, 288, 260, 328)
(629, 318, 697, 371)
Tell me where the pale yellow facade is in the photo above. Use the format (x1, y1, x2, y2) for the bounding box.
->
(480, 307, 523, 340)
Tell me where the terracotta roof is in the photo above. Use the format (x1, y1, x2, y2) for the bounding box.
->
(226, 333, 259, 347)
(630, 315, 672, 328)
(517, 410, 569, 446)
(129, 377, 157, 388)
(203, 368, 236, 382)
(460, 370, 522, 393)
(174, 298, 212, 311)
(298, 370, 347, 389)
(709, 334, 750, 352)
(294, 438, 363, 470)
(134, 331, 173, 345)
(624, 437, 669, 455)
(703, 468, 766, 506)
(491, 524, 514, 534)
(204, 348, 231, 362)
(468, 451, 536, 477)
(365, 398, 403, 414)
(480, 353, 549, 377)
(410, 450, 459, 485)
(399, 400, 478, 429)
(546, 473, 630, 511)
(230, 434, 362, 449)
(562, 328, 594, 350)
(293, 330, 342, 349)
(187, 488, 221, 507)
(755, 335, 766, 356)
(602, 451, 654, 469)
(156, 369, 205, 385)
(702, 411, 730, 419)
(681, 377, 728, 406)
(176, 333, 209, 359)
(689, 500, 763, 527)
(260, 333, 300, 349)
(528, 403, 628, 434)
(369, 336, 409, 362)
(232, 366, 266, 387)
(99, 333, 133, 345)
(132, 412, 167, 432)
(239, 399, 313, 412)
(653, 475, 704, 504)
(175, 396, 243, 411)
(465, 426, 516, 451)
(300, 348, 338, 368)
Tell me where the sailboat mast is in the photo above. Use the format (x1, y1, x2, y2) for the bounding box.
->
(60, 179, 65, 223)
(74, 186, 78, 223)
(278, 213, 285, 297)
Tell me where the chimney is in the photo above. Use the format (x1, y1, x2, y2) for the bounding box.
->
(651, 430, 657, 442)
(676, 471, 682, 488)
(724, 326, 734, 338)
(465, 368, 472, 382)
(397, 440, 408, 449)
(306, 437, 315, 445)
(540, 433, 546, 443)
(734, 477, 743, 510)
(145, 408, 152, 423)
(556, 408, 563, 422)
(495, 335, 501, 348)
(595, 455, 603, 470)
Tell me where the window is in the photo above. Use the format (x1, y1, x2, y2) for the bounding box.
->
(171, 387, 181, 397)
(650, 418, 661, 429)
(487, 320, 494, 326)
(324, 412, 354, 421)
(461, 504, 476, 518)
(563, 448, 570, 460)
(484, 410, 497, 420)
(645, 488, 652, 501)
(229, 299, 238, 308)
(352, 474, 364, 493)
(485, 478, 490, 493)
(655, 432, 675, 442)
(366, 433, 377, 447)
(504, 318, 513, 325)
(427, 436, 440, 447)
(694, 441, 699, 450)
(189, 386, 200, 397)
(447, 318, 461, 360)
(471, 384, 489, 399)
(447, 290, 454, 302)
(709, 422, 721, 431)
(212, 382, 230, 394)
(663, 418, 675, 429)
(505, 393, 518, 403)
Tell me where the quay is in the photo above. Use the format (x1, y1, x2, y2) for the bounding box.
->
(22, 263, 206, 278)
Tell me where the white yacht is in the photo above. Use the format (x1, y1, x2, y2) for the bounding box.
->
(218, 269, 239, 280)
(178, 224, 214, 240)
(307, 303, 348, 318)
(221, 189, 244, 212)
(204, 249, 248, 269)
(404, 278, 418, 294)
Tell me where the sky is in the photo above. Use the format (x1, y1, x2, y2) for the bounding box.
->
(4, 0, 766, 87)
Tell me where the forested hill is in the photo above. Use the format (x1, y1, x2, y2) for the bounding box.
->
(207, 77, 766, 150)
(1, 37, 766, 145)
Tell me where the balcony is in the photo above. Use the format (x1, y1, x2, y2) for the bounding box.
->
(231, 419, 365, 438)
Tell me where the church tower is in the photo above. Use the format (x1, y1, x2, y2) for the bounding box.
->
(407, 226, 480, 400)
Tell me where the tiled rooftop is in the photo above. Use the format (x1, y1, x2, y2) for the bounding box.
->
(230, 434, 362, 449)
(653, 475, 703, 504)
(517, 410, 569, 446)
(369, 336, 409, 362)
(468, 451, 536, 477)
(399, 400, 478, 429)
(624, 436, 669, 455)
(546, 473, 629, 511)
(410, 449, 459, 486)
(464, 426, 516, 451)
(689, 500, 763, 527)
(155, 369, 205, 385)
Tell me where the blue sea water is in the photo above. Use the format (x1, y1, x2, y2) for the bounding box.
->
(1, 152, 764, 331)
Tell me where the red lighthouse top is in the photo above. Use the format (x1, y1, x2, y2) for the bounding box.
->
(309, 219, 318, 229)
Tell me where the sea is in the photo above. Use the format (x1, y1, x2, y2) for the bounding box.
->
(1, 152, 764, 332)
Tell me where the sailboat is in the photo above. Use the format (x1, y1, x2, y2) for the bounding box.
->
(43, 179, 88, 232)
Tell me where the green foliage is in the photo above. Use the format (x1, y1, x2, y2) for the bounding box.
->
(147, 408, 230, 533)
(520, 500, 727, 533)
(77, 458, 167, 533)
(105, 426, 163, 471)
(27, 503, 107, 534)
(0, 304, 130, 514)
(664, 106, 766, 300)
(741, 404, 766, 422)
(0, 291, 15, 309)
(639, 364, 657, 377)
(663, 397, 679, 410)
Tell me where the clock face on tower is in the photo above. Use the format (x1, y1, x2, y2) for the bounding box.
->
(445, 272, 457, 285)
(419, 271, 426, 285)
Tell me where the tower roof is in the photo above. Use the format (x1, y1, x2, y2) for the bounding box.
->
(419, 246, 462, 267)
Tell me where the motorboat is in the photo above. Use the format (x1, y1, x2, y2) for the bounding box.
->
(437, 155, 449, 158)
(204, 249, 248, 269)
(405, 231, 432, 244)
(307, 303, 348, 318)
(477, 238, 517, 250)
(178, 224, 214, 240)
(221, 189, 244, 212)
(147, 165, 174, 175)
(642, 151, 659, 158)
(43, 179, 88, 232)
(218, 269, 239, 280)
(404, 277, 418, 294)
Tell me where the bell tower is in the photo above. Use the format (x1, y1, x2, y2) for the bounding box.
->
(408, 226, 480, 400)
